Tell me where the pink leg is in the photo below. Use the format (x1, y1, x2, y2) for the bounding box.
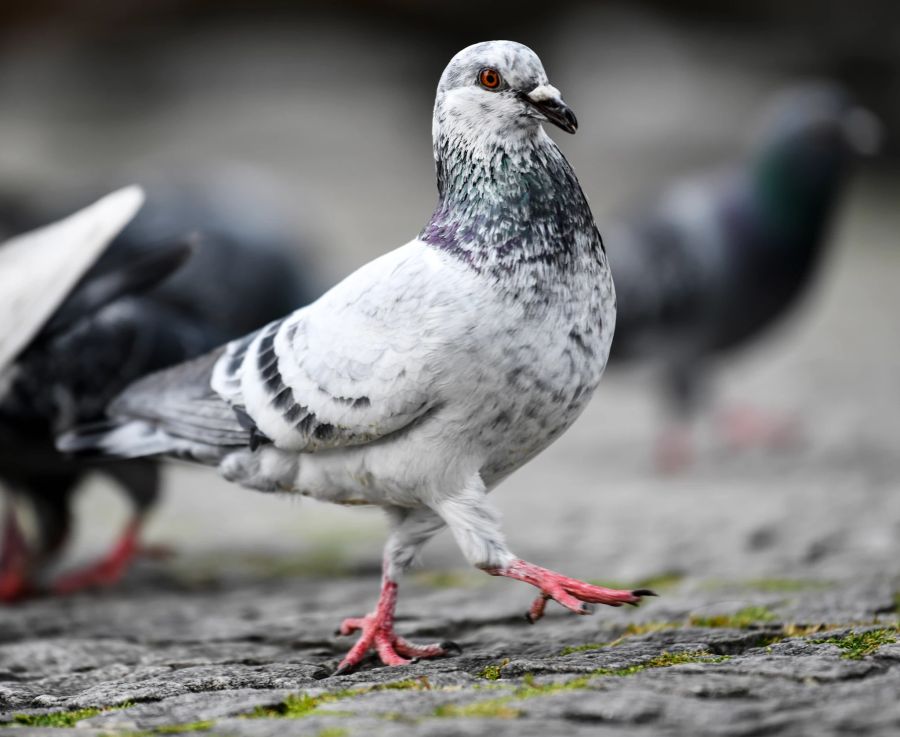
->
(0, 504, 31, 603)
(718, 406, 800, 451)
(335, 565, 460, 674)
(654, 424, 694, 473)
(53, 518, 142, 595)
(486, 559, 656, 623)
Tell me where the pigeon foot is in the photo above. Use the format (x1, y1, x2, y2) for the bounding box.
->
(487, 559, 656, 623)
(53, 518, 141, 595)
(654, 426, 695, 473)
(719, 406, 801, 452)
(334, 578, 459, 674)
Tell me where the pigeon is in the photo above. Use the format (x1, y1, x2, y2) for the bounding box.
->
(605, 84, 880, 468)
(59, 40, 655, 673)
(0, 187, 145, 600)
(0, 182, 314, 600)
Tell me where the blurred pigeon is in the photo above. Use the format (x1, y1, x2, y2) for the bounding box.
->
(0, 179, 317, 600)
(60, 41, 654, 672)
(606, 84, 880, 469)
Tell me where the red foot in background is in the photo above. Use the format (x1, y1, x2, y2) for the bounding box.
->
(53, 519, 141, 595)
(654, 426, 695, 474)
(486, 559, 657, 623)
(334, 578, 460, 674)
(718, 406, 801, 452)
(0, 505, 31, 603)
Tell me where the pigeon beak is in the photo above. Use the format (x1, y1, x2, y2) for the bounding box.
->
(519, 85, 578, 134)
(841, 107, 883, 156)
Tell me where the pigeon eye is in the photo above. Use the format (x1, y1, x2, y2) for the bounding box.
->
(478, 68, 502, 90)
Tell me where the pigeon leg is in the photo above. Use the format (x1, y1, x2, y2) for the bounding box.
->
(0, 502, 31, 602)
(718, 406, 801, 451)
(334, 508, 458, 674)
(440, 481, 655, 624)
(53, 517, 142, 594)
(654, 424, 695, 473)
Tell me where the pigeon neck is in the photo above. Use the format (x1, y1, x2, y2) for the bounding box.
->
(421, 127, 603, 286)
(751, 142, 849, 249)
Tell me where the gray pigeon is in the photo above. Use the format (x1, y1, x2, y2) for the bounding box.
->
(606, 84, 879, 468)
(0, 181, 315, 600)
(60, 40, 654, 673)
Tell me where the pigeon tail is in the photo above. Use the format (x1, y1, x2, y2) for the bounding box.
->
(57, 419, 178, 460)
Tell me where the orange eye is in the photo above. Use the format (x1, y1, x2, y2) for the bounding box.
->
(478, 68, 502, 90)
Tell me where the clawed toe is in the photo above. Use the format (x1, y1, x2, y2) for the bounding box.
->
(500, 560, 659, 623)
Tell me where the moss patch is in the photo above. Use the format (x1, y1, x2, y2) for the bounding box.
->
(690, 606, 777, 629)
(9, 707, 103, 728)
(248, 677, 433, 719)
(741, 578, 832, 593)
(560, 642, 607, 656)
(152, 721, 216, 734)
(434, 701, 522, 719)
(816, 628, 898, 659)
(5, 701, 134, 728)
(436, 650, 729, 719)
(593, 650, 730, 677)
(479, 659, 510, 680)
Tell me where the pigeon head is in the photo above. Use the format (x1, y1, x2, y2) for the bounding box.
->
(750, 84, 880, 235)
(433, 41, 577, 152)
(753, 84, 881, 181)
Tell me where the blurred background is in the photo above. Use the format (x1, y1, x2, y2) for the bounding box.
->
(1, 1, 898, 591)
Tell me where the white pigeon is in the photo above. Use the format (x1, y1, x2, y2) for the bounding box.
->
(60, 41, 654, 673)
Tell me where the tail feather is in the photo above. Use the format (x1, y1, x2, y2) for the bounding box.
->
(57, 419, 178, 460)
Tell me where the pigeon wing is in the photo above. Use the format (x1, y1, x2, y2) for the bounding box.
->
(212, 244, 448, 452)
(0, 186, 144, 371)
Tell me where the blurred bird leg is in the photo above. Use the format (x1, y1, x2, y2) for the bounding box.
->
(717, 405, 801, 452)
(654, 424, 695, 473)
(53, 516, 143, 594)
(0, 502, 30, 602)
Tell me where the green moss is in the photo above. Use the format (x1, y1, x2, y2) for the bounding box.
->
(593, 650, 730, 677)
(690, 606, 777, 629)
(316, 729, 349, 737)
(248, 677, 433, 719)
(479, 659, 510, 680)
(560, 621, 681, 655)
(742, 578, 831, 592)
(250, 692, 341, 719)
(560, 642, 607, 656)
(10, 707, 103, 727)
(153, 720, 215, 734)
(816, 628, 898, 659)
(436, 650, 729, 719)
(434, 701, 521, 719)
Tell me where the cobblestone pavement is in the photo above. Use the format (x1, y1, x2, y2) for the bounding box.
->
(0, 569, 898, 736)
